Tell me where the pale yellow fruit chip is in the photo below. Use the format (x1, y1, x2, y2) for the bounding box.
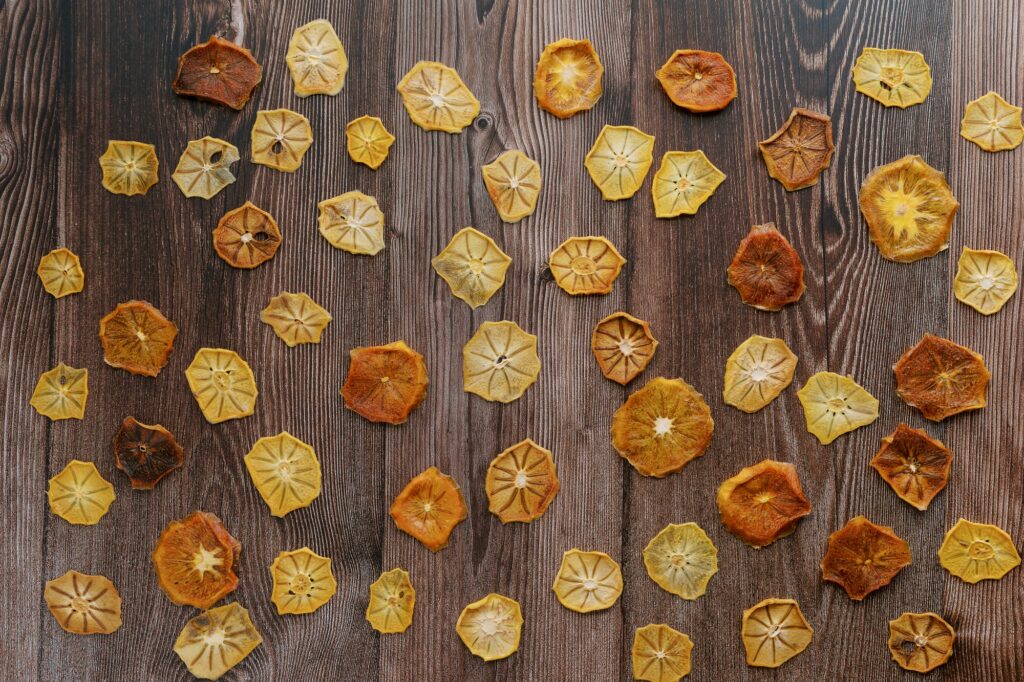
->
(485, 438, 560, 523)
(723, 335, 798, 413)
(852, 48, 931, 108)
(741, 598, 813, 668)
(366, 568, 415, 634)
(99, 140, 158, 195)
(481, 150, 542, 223)
(584, 124, 655, 200)
(269, 546, 337, 614)
(260, 292, 332, 346)
(455, 593, 523, 661)
(251, 108, 313, 172)
(171, 136, 240, 199)
(552, 549, 623, 613)
(48, 460, 115, 526)
(30, 363, 88, 420)
(431, 227, 511, 308)
(960, 91, 1024, 152)
(174, 602, 262, 680)
(318, 190, 385, 255)
(651, 150, 726, 218)
(796, 371, 879, 444)
(346, 115, 395, 169)
(286, 19, 348, 97)
(462, 320, 540, 402)
(632, 624, 693, 682)
(185, 348, 258, 424)
(643, 522, 718, 600)
(953, 247, 1018, 315)
(548, 236, 626, 296)
(397, 61, 480, 133)
(938, 518, 1021, 584)
(37, 248, 84, 299)
(44, 570, 122, 635)
(244, 431, 322, 517)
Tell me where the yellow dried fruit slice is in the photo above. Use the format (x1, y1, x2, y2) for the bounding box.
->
(185, 348, 258, 424)
(318, 190, 385, 256)
(717, 460, 811, 548)
(548, 235, 626, 295)
(174, 602, 262, 680)
(484, 439, 559, 523)
(171, 136, 240, 199)
(153, 511, 241, 609)
(723, 335, 798, 413)
(462, 320, 540, 403)
(585, 124, 655, 200)
(961, 91, 1024, 151)
(286, 19, 347, 97)
(346, 115, 395, 169)
(758, 108, 834, 191)
(99, 140, 158, 196)
(821, 516, 911, 600)
(47, 460, 115, 526)
(656, 49, 738, 112)
(44, 570, 122, 635)
(366, 568, 415, 634)
(98, 300, 178, 377)
(870, 424, 952, 511)
(341, 341, 428, 425)
(953, 247, 1018, 315)
(938, 518, 1021, 583)
(852, 47, 932, 108)
(741, 598, 813, 668)
(431, 227, 511, 308)
(260, 291, 332, 347)
(37, 248, 84, 298)
(727, 223, 806, 311)
(796, 371, 879, 445)
(244, 432, 322, 517)
(390, 466, 467, 551)
(213, 202, 282, 269)
(533, 38, 603, 118)
(269, 547, 337, 614)
(455, 593, 523, 661)
(30, 363, 88, 421)
(591, 312, 658, 385)
(481, 150, 542, 222)
(396, 61, 480, 133)
(172, 36, 262, 110)
(643, 522, 718, 600)
(632, 624, 693, 682)
(552, 549, 623, 613)
(251, 108, 313, 172)
(893, 334, 989, 421)
(888, 612, 955, 673)
(651, 150, 726, 218)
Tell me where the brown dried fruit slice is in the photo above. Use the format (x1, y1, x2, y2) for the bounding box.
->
(251, 108, 313, 172)
(821, 516, 911, 600)
(485, 439, 560, 523)
(184, 348, 258, 424)
(888, 612, 955, 673)
(44, 570, 122, 635)
(366, 568, 415, 634)
(245, 432, 322, 517)
(37, 248, 84, 298)
(853, 48, 931, 108)
(431, 227, 511, 307)
(152, 511, 241, 609)
(741, 598, 813, 668)
(112, 416, 184, 490)
(341, 341, 428, 425)
(938, 518, 1021, 583)
(318, 190, 385, 256)
(171, 136, 240, 199)
(758, 108, 834, 191)
(260, 292, 332, 347)
(723, 335, 798, 413)
(30, 363, 88, 421)
(99, 141, 158, 196)
(455, 593, 523, 661)
(584, 124, 655, 200)
(98, 300, 178, 377)
(552, 549, 623, 613)
(727, 223, 805, 311)
(533, 38, 604, 118)
(893, 334, 989, 421)
(173, 602, 262, 680)
(961, 91, 1024, 152)
(286, 19, 347, 97)
(481, 150, 542, 222)
(346, 115, 395, 170)
(953, 247, 1018, 315)
(213, 201, 282, 268)
(390, 466, 467, 551)
(397, 61, 480, 133)
(870, 424, 952, 510)
(656, 49, 737, 112)
(48, 460, 115, 526)
(462, 320, 541, 403)
(651, 150, 726, 218)
(591, 312, 658, 385)
(632, 624, 693, 682)
(269, 547, 337, 614)
(548, 236, 626, 295)
(643, 522, 718, 600)
(172, 36, 262, 110)
(717, 460, 811, 548)
(796, 371, 879, 445)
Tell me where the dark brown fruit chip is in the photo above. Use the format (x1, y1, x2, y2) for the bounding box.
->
(113, 416, 184, 489)
(172, 36, 262, 110)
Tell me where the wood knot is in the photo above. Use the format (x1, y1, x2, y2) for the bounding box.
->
(0, 133, 14, 180)
(473, 112, 494, 132)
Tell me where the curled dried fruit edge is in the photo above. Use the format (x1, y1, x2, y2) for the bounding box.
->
(548, 235, 626, 296)
(172, 36, 262, 110)
(852, 47, 931, 108)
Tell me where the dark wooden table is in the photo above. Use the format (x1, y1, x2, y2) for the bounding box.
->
(2, 0, 1022, 680)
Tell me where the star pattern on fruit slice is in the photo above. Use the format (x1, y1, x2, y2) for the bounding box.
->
(244, 432, 322, 517)
(48, 460, 115, 526)
(821, 515, 911, 600)
(341, 340, 428, 424)
(723, 335, 798, 413)
(251, 108, 313, 172)
(953, 247, 1018, 315)
(651, 150, 726, 217)
(852, 47, 932, 108)
(318, 190, 386, 256)
(99, 140, 159, 196)
(548, 235, 626, 295)
(269, 547, 337, 615)
(938, 518, 1020, 584)
(485, 438, 560, 523)
(533, 38, 604, 118)
(431, 227, 511, 308)
(758, 108, 834, 190)
(37, 248, 85, 298)
(481, 150, 542, 222)
(591, 312, 658, 385)
(656, 49, 738, 112)
(727, 223, 806, 311)
(455, 593, 523, 661)
(366, 568, 416, 634)
(44, 570, 122, 635)
(184, 348, 258, 424)
(172, 36, 262, 110)
(152, 511, 241, 609)
(260, 292, 332, 347)
(796, 371, 879, 445)
(632, 623, 694, 682)
(389, 466, 467, 552)
(893, 334, 989, 421)
(30, 363, 88, 421)
(717, 460, 812, 548)
(585, 125, 655, 200)
(112, 416, 184, 490)
(552, 549, 623, 613)
(961, 91, 1024, 151)
(887, 612, 955, 673)
(98, 300, 178, 377)
(462, 320, 541, 403)
(396, 61, 480, 133)
(286, 19, 348, 97)
(741, 598, 813, 668)
(870, 424, 952, 510)
(346, 115, 395, 169)
(213, 202, 282, 269)
(173, 602, 262, 680)
(643, 522, 718, 600)
(171, 136, 240, 199)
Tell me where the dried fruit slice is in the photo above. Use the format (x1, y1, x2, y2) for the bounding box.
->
(366, 568, 415, 634)
(213, 202, 282, 268)
(318, 190, 385, 256)
(888, 612, 955, 673)
(961, 91, 1024, 151)
(48, 460, 115, 526)
(346, 115, 395, 169)
(852, 48, 931, 108)
(99, 140, 158, 196)
(98, 300, 178, 377)
(758, 108, 834, 191)
(552, 549, 623, 613)
(717, 460, 811, 548)
(251, 108, 313, 172)
(859, 155, 959, 262)
(727, 223, 805, 311)
(269, 547, 337, 614)
(341, 341, 428, 425)
(591, 312, 658, 385)
(37, 248, 84, 298)
(152, 511, 241, 609)
(723, 335, 798, 413)
(462, 320, 541, 403)
(632, 624, 693, 682)
(548, 235, 626, 295)
(821, 516, 911, 600)
(533, 38, 604, 118)
(870, 424, 952, 511)
(172, 36, 262, 110)
(112, 416, 184, 490)
(642, 522, 718, 600)
(396, 61, 479, 133)
(656, 49, 737, 112)
(953, 247, 1018, 315)
(651, 150, 726, 218)
(286, 19, 348, 97)
(184, 348, 258, 424)
(171, 136, 240, 199)
(796, 371, 879, 445)
(260, 292, 332, 347)
(244, 432, 322, 517)
(44, 570, 122, 635)
(893, 334, 989, 421)
(485, 439, 560, 523)
(431, 227, 511, 308)
(481, 150, 542, 223)
(30, 363, 88, 420)
(741, 598, 813, 668)
(389, 466, 467, 551)
(455, 593, 522, 661)
(584, 124, 655, 200)
(173, 602, 262, 680)
(938, 518, 1021, 583)
(610, 377, 714, 477)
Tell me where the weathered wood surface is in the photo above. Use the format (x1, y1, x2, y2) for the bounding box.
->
(1, 0, 1022, 679)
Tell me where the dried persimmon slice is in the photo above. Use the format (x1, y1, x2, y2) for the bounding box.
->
(893, 334, 989, 421)
(152, 511, 241, 609)
(397, 61, 479, 133)
(346, 115, 395, 170)
(888, 612, 955, 673)
(286, 19, 348, 97)
(99, 141, 158, 196)
(462, 320, 541, 403)
(213, 201, 282, 268)
(852, 48, 931, 108)
(184, 347, 258, 424)
(269, 547, 337, 614)
(717, 460, 811, 548)
(741, 598, 813, 668)
(651, 150, 726, 218)
(389, 466, 467, 552)
(533, 38, 604, 118)
(112, 416, 184, 490)
(455, 593, 522, 661)
(30, 363, 88, 421)
(260, 291, 332, 347)
(552, 549, 623, 613)
(485, 439, 559, 523)
(758, 108, 834, 191)
(48, 460, 115, 526)
(632, 624, 693, 682)
(251, 108, 313, 172)
(173, 602, 262, 680)
(938, 518, 1021, 583)
(37, 248, 84, 298)
(723, 335, 798, 413)
(656, 49, 737, 112)
(953, 247, 1018, 315)
(870, 424, 952, 510)
(584, 124, 655, 200)
(727, 223, 805, 311)
(366, 568, 415, 634)
(341, 340, 428, 425)
(642, 522, 718, 600)
(171, 136, 240, 199)
(961, 91, 1024, 151)
(821, 516, 911, 600)
(245, 432, 322, 517)
(318, 190, 385, 256)
(591, 312, 658, 385)
(796, 371, 879, 444)
(98, 300, 178, 377)
(172, 36, 262, 110)
(431, 227, 511, 308)
(548, 235, 625, 295)
(44, 570, 122, 635)
(481, 150, 542, 223)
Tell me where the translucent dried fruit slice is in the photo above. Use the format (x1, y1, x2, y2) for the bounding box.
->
(98, 140, 158, 196)
(171, 136, 240, 199)
(455, 593, 523, 661)
(44, 570, 122, 635)
(642, 522, 718, 600)
(610, 377, 714, 477)
(632, 624, 693, 682)
(533, 38, 604, 118)
(821, 516, 911, 600)
(396, 61, 480, 133)
(552, 549, 623, 613)
(98, 300, 178, 377)
(213, 201, 282, 269)
(961, 91, 1024, 151)
(37, 248, 84, 298)
(888, 612, 955, 673)
(184, 348, 258, 424)
(651, 150, 726, 218)
(853, 48, 931, 108)
(260, 292, 332, 347)
(389, 466, 467, 551)
(870, 424, 952, 511)
(591, 312, 658, 385)
(269, 547, 337, 614)
(318, 190, 385, 256)
(48, 460, 115, 526)
(938, 518, 1021, 583)
(152, 511, 241, 609)
(727, 223, 805, 311)
(548, 236, 626, 295)
(796, 371, 879, 445)
(758, 108, 834, 191)
(30, 363, 88, 420)
(341, 341, 428, 425)
(346, 115, 395, 169)
(366, 568, 415, 634)
(172, 36, 262, 110)
(723, 335, 798, 413)
(741, 598, 813, 668)
(462, 320, 541, 403)
(584, 124, 655, 200)
(893, 334, 989, 421)
(173, 602, 262, 680)
(251, 108, 313, 172)
(717, 460, 811, 548)
(481, 150, 542, 222)
(953, 247, 1018, 315)
(112, 416, 184, 490)
(286, 19, 348, 97)
(859, 155, 959, 262)
(656, 49, 737, 112)
(245, 432, 322, 517)
(431, 227, 511, 308)
(485, 438, 560, 523)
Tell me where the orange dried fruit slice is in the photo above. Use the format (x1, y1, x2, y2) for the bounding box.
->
(390, 467, 467, 551)
(953, 247, 1018, 315)
(341, 341, 428, 425)
(552, 549, 623, 613)
(48, 460, 115, 526)
(184, 348, 258, 424)
(30, 363, 88, 421)
(656, 49, 737, 112)
(366, 567, 415, 634)
(591, 312, 658, 385)
(396, 61, 479, 133)
(173, 602, 262, 680)
(610, 377, 714, 477)
(859, 155, 959, 262)
(269, 547, 337, 614)
(548, 235, 626, 295)
(171, 136, 240, 199)
(651, 150, 726, 218)
(938, 518, 1021, 583)
(482, 150, 542, 223)
(152, 511, 241, 609)
(112, 416, 184, 490)
(893, 334, 989, 421)
(727, 223, 805, 311)
(213, 201, 282, 269)
(961, 91, 1024, 151)
(286, 19, 347, 97)
(758, 108, 834, 191)
(533, 38, 604, 118)
(485, 438, 560, 523)
(853, 48, 931, 108)
(462, 320, 541, 403)
(870, 424, 952, 511)
(98, 300, 178, 377)
(717, 460, 811, 548)
(741, 598, 813, 668)
(251, 108, 313, 172)
(37, 248, 84, 298)
(888, 612, 955, 673)
(431, 227, 511, 308)
(172, 36, 261, 110)
(260, 292, 332, 347)
(723, 335, 798, 413)
(455, 593, 523, 661)
(318, 190, 385, 256)
(245, 432, 322, 517)
(98, 140, 158, 196)
(796, 371, 879, 444)
(632, 623, 693, 682)
(821, 516, 911, 600)
(346, 115, 395, 170)
(643, 522, 718, 600)
(44, 570, 122, 635)
(584, 124, 655, 200)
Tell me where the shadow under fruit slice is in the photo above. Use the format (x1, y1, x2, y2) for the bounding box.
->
(741, 598, 813, 668)
(584, 124, 655, 200)
(366, 567, 416, 634)
(152, 511, 241, 609)
(632, 623, 693, 682)
(184, 348, 258, 424)
(342, 341, 428, 425)
(758, 108, 834, 191)
(250, 108, 313, 172)
(722, 335, 798, 413)
(642, 522, 718, 600)
(269, 547, 337, 615)
(796, 371, 878, 445)
(47, 460, 115, 526)
(30, 362, 88, 421)
(346, 115, 395, 170)
(481, 150, 542, 223)
(552, 549, 623, 613)
(870, 424, 952, 510)
(44, 570, 122, 635)
(548, 235, 626, 295)
(389, 466, 467, 551)
(485, 438, 559, 524)
(656, 49, 737, 112)
(173, 602, 262, 680)
(396, 61, 479, 133)
(821, 516, 911, 601)
(112, 416, 184, 490)
(213, 202, 282, 268)
(887, 612, 955, 673)
(893, 334, 989, 421)
(953, 247, 1019, 315)
(533, 38, 604, 118)
(172, 36, 262, 110)
(431, 227, 511, 308)
(651, 150, 726, 217)
(37, 248, 84, 298)
(99, 300, 178, 377)
(244, 431, 322, 517)
(286, 19, 348, 97)
(98, 140, 158, 196)
(462, 320, 541, 403)
(727, 223, 805, 311)
(938, 518, 1021, 583)
(455, 593, 523, 661)
(717, 460, 811, 548)
(591, 311, 658, 385)
(852, 47, 931, 108)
